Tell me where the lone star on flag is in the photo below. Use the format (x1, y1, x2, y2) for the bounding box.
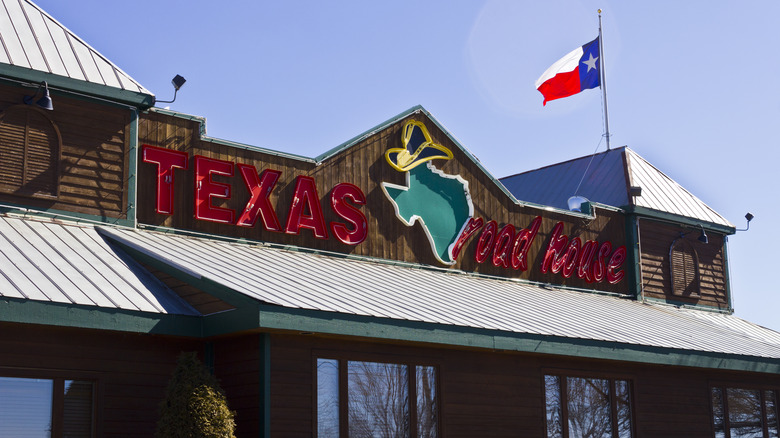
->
(583, 53, 598, 72)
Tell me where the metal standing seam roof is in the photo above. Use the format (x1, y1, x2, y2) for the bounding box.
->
(0, 215, 197, 315)
(499, 147, 733, 229)
(0, 0, 151, 95)
(98, 225, 780, 361)
(625, 148, 733, 227)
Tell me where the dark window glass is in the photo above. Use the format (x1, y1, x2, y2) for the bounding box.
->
(348, 361, 409, 438)
(728, 388, 763, 438)
(545, 375, 563, 438)
(544, 374, 633, 438)
(0, 377, 53, 438)
(766, 390, 779, 438)
(416, 365, 437, 438)
(63, 380, 94, 438)
(317, 359, 340, 438)
(567, 377, 613, 438)
(711, 387, 779, 438)
(316, 359, 437, 438)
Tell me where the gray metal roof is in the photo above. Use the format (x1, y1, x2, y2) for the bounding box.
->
(0, 215, 197, 315)
(500, 146, 733, 228)
(99, 225, 780, 361)
(625, 148, 732, 227)
(0, 0, 151, 95)
(500, 147, 628, 211)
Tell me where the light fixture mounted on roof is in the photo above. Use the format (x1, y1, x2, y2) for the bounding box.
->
(629, 186, 642, 197)
(23, 81, 53, 111)
(736, 212, 754, 232)
(156, 74, 187, 104)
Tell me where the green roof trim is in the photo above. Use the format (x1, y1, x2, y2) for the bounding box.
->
(0, 297, 200, 336)
(631, 205, 736, 235)
(0, 64, 154, 108)
(255, 304, 780, 374)
(0, 202, 134, 227)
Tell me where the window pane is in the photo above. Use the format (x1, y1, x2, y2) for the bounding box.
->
(63, 380, 94, 438)
(712, 387, 726, 438)
(317, 359, 340, 438)
(766, 390, 779, 438)
(615, 380, 633, 438)
(728, 388, 763, 438)
(416, 366, 437, 438)
(348, 361, 409, 438)
(567, 377, 612, 438)
(0, 377, 53, 438)
(544, 375, 563, 438)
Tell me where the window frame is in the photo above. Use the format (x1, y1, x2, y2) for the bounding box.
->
(0, 368, 98, 438)
(313, 351, 440, 438)
(710, 382, 780, 438)
(542, 369, 636, 438)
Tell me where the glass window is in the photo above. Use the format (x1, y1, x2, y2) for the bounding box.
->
(0, 376, 94, 438)
(711, 387, 779, 438)
(316, 359, 438, 437)
(544, 374, 634, 438)
(63, 380, 94, 438)
(317, 359, 340, 437)
(0, 377, 53, 438)
(348, 361, 409, 437)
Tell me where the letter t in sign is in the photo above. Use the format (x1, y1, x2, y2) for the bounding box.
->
(142, 145, 188, 215)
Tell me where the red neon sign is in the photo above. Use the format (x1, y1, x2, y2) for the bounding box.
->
(142, 145, 367, 246)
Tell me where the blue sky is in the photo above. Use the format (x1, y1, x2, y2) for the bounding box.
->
(34, 0, 780, 331)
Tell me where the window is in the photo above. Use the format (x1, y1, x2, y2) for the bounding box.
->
(0, 377, 94, 438)
(316, 358, 438, 437)
(0, 105, 61, 198)
(712, 387, 779, 438)
(670, 237, 701, 297)
(544, 374, 634, 438)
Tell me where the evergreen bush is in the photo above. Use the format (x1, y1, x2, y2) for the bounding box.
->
(156, 352, 236, 438)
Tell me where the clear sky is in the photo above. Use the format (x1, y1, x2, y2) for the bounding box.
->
(33, 0, 779, 331)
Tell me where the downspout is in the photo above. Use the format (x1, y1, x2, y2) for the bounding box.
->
(627, 214, 644, 301)
(127, 108, 139, 228)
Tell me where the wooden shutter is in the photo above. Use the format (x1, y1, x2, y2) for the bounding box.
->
(670, 239, 700, 297)
(0, 106, 60, 198)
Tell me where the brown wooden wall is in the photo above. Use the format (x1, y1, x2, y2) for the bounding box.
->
(0, 83, 132, 218)
(638, 218, 729, 309)
(0, 322, 200, 437)
(137, 110, 629, 294)
(265, 332, 780, 438)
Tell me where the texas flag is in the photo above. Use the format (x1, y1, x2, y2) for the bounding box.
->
(535, 38, 600, 106)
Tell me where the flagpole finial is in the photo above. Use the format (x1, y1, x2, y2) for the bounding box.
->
(598, 9, 602, 13)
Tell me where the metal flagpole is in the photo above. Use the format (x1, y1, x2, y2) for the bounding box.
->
(598, 9, 611, 150)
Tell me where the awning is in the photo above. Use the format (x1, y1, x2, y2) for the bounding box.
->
(97, 225, 780, 370)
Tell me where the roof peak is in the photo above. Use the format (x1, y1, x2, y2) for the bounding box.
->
(0, 0, 153, 106)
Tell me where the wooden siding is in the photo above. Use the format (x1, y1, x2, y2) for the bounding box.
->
(638, 218, 729, 309)
(0, 84, 131, 218)
(137, 111, 629, 294)
(0, 322, 200, 437)
(266, 332, 780, 438)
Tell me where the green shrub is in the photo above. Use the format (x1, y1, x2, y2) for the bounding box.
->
(156, 352, 236, 438)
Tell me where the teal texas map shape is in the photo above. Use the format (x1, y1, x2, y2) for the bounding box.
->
(381, 162, 473, 264)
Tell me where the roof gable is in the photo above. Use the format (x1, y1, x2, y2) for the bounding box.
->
(500, 146, 733, 230)
(0, 0, 154, 106)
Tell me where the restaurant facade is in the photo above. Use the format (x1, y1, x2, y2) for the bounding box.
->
(0, 1, 779, 437)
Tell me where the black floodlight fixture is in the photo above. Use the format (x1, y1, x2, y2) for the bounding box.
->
(629, 186, 642, 197)
(157, 74, 187, 104)
(737, 212, 754, 231)
(698, 226, 709, 244)
(23, 81, 53, 110)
